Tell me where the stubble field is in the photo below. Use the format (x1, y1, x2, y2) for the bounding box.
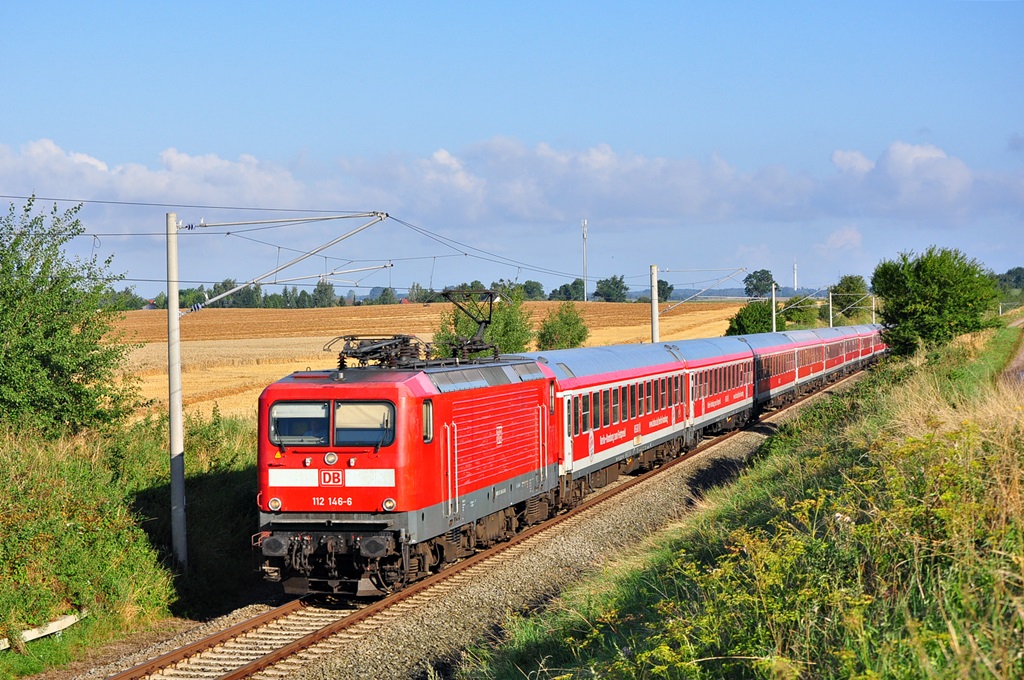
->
(117, 301, 742, 418)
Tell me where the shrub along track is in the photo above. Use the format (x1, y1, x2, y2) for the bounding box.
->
(95, 373, 860, 680)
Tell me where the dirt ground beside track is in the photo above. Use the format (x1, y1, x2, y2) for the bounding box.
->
(115, 302, 743, 419)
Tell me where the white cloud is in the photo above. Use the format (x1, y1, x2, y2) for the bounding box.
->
(814, 225, 863, 256)
(0, 137, 1020, 291)
(831, 149, 873, 174)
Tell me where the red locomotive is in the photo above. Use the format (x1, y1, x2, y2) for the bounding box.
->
(254, 322, 884, 596)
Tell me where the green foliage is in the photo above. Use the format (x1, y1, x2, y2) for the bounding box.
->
(491, 278, 546, 301)
(0, 425, 175, 662)
(996, 266, 1024, 291)
(363, 286, 399, 305)
(99, 286, 148, 310)
(726, 300, 784, 335)
(0, 410, 263, 674)
(406, 281, 436, 303)
(593, 275, 629, 302)
(872, 246, 1000, 356)
(0, 198, 139, 434)
(434, 288, 534, 357)
(781, 296, 819, 327)
(549, 278, 585, 302)
(829, 274, 871, 322)
(657, 278, 674, 301)
(536, 302, 590, 350)
(744, 268, 776, 298)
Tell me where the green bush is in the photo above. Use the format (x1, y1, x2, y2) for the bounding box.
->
(536, 302, 589, 350)
(0, 198, 139, 434)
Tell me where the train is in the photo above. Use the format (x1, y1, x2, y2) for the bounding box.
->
(253, 323, 886, 596)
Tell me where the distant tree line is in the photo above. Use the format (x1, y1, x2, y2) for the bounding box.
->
(109, 264, 1024, 314)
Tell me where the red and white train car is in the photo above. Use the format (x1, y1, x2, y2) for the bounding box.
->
(254, 326, 884, 596)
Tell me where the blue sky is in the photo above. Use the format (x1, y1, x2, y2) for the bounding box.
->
(2, 2, 1022, 299)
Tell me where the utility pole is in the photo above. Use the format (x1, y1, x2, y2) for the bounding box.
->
(772, 283, 777, 333)
(581, 219, 588, 302)
(829, 291, 834, 328)
(650, 264, 659, 343)
(166, 213, 187, 569)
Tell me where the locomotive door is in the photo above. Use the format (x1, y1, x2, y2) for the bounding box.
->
(442, 422, 459, 518)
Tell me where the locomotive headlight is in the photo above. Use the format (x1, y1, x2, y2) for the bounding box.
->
(324, 452, 338, 466)
(382, 497, 397, 512)
(268, 497, 282, 512)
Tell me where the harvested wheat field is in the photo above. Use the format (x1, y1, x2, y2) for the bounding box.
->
(116, 301, 742, 418)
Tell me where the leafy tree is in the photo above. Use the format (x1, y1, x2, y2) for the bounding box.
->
(233, 282, 262, 308)
(377, 287, 398, 305)
(100, 286, 148, 310)
(782, 297, 819, 327)
(311, 280, 336, 307)
(0, 198, 138, 433)
(434, 289, 533, 357)
(657, 279, 674, 301)
(549, 278, 585, 301)
(828, 274, 871, 322)
(179, 286, 207, 309)
(871, 246, 999, 356)
(743, 269, 776, 298)
(296, 289, 312, 308)
(407, 282, 435, 303)
(725, 301, 784, 336)
(153, 291, 168, 309)
(593, 275, 629, 302)
(363, 287, 398, 305)
(537, 302, 590, 350)
(522, 280, 546, 300)
(262, 292, 285, 308)
(996, 267, 1024, 292)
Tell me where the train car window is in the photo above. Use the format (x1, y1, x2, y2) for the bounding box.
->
(573, 396, 580, 436)
(645, 381, 653, 414)
(661, 378, 667, 408)
(593, 391, 602, 430)
(621, 386, 629, 420)
(549, 381, 555, 415)
(334, 402, 395, 448)
(603, 389, 611, 427)
(582, 394, 591, 432)
(269, 401, 330, 446)
(611, 388, 620, 424)
(652, 380, 659, 412)
(422, 400, 434, 443)
(630, 383, 637, 419)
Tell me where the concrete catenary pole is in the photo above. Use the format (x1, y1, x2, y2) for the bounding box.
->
(650, 264, 660, 343)
(772, 283, 777, 332)
(166, 213, 187, 569)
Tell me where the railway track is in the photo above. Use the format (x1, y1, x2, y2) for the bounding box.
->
(107, 374, 861, 679)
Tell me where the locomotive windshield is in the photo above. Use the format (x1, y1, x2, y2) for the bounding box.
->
(269, 401, 330, 446)
(334, 402, 395, 448)
(267, 400, 395, 448)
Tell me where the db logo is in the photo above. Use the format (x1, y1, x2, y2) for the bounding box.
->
(320, 470, 344, 486)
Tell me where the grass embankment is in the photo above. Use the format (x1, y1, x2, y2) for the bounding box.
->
(0, 410, 260, 678)
(462, 327, 1024, 678)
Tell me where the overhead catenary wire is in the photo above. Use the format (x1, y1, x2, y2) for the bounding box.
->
(5, 191, 666, 289)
